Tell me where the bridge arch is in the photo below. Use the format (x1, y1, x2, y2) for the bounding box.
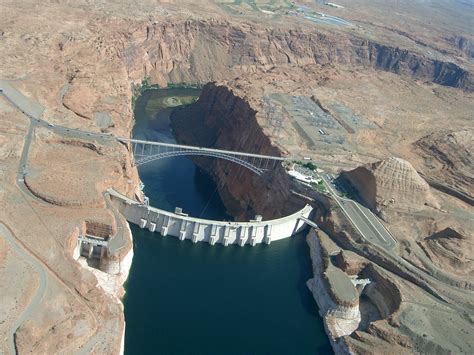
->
(135, 150, 266, 175)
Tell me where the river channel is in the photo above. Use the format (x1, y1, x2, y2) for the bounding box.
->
(123, 88, 331, 354)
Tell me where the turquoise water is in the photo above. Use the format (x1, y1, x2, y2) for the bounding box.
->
(123, 89, 331, 354)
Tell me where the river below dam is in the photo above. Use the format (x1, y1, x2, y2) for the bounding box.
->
(123, 88, 331, 354)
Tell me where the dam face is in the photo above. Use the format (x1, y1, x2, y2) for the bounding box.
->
(109, 189, 313, 246)
(123, 88, 331, 354)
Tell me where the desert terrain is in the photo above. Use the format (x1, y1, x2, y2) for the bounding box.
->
(0, 0, 472, 353)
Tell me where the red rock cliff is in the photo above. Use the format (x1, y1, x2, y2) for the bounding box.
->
(170, 83, 305, 220)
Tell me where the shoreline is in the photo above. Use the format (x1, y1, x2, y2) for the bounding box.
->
(306, 229, 358, 354)
(75, 209, 135, 354)
(118, 220, 134, 355)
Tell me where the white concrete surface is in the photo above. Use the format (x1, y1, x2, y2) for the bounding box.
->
(108, 189, 313, 246)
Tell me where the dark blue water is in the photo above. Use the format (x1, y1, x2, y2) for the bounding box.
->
(123, 89, 331, 354)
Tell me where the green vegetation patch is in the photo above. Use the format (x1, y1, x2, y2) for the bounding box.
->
(167, 82, 204, 90)
(311, 180, 326, 193)
(144, 95, 199, 118)
(132, 78, 203, 110)
(293, 160, 317, 171)
(132, 77, 161, 108)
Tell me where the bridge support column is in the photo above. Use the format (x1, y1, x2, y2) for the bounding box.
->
(192, 234, 198, 243)
(139, 218, 147, 228)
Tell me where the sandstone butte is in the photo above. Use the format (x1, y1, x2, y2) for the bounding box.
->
(0, 0, 473, 354)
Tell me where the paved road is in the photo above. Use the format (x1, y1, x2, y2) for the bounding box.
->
(320, 174, 397, 250)
(1, 81, 126, 245)
(0, 223, 48, 355)
(122, 137, 287, 161)
(0, 80, 116, 139)
(1, 82, 121, 353)
(103, 191, 127, 253)
(0, 81, 114, 197)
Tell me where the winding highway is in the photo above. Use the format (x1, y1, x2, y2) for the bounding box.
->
(0, 81, 115, 353)
(0, 81, 115, 201)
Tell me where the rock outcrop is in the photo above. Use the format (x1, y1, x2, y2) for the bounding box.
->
(306, 230, 361, 350)
(120, 19, 474, 91)
(448, 35, 474, 59)
(306, 229, 414, 354)
(171, 82, 306, 220)
(343, 157, 439, 214)
(415, 129, 473, 204)
(418, 226, 473, 276)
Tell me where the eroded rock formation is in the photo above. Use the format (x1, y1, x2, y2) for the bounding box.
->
(171, 83, 306, 220)
(418, 226, 473, 276)
(415, 129, 473, 204)
(306, 229, 411, 354)
(343, 157, 439, 214)
(121, 20, 474, 91)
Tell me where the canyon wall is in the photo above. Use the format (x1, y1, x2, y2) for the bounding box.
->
(170, 83, 305, 220)
(121, 19, 473, 91)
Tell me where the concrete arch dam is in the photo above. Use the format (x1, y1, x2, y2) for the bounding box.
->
(108, 189, 314, 246)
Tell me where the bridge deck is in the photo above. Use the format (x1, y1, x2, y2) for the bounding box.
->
(118, 137, 288, 161)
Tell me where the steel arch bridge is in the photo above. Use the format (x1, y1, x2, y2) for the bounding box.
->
(118, 138, 286, 176)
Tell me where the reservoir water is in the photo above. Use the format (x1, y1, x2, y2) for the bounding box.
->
(123, 88, 332, 354)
